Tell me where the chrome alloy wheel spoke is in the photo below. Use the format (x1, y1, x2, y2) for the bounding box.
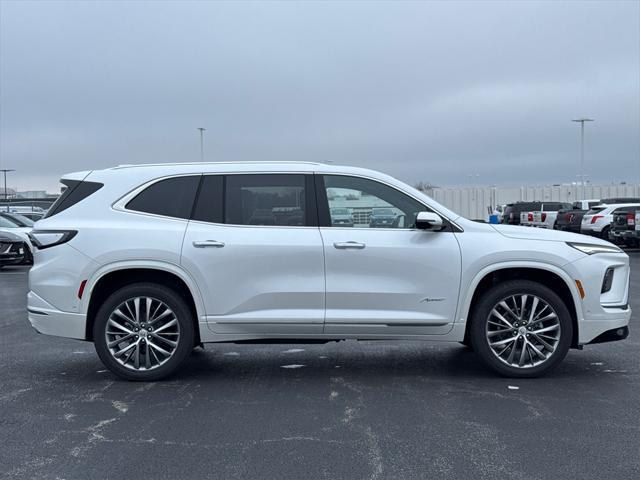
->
(486, 294, 561, 369)
(105, 297, 180, 371)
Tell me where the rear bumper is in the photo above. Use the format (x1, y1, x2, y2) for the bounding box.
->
(27, 290, 87, 340)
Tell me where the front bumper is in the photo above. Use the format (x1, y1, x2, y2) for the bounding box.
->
(587, 325, 629, 344)
(27, 290, 87, 340)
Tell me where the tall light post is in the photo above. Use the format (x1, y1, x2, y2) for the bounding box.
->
(197, 128, 206, 162)
(0, 169, 15, 212)
(572, 118, 594, 200)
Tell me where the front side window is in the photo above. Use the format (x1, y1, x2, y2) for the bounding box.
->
(224, 174, 309, 226)
(321, 175, 426, 228)
(126, 175, 200, 219)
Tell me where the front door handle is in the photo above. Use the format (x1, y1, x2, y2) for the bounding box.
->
(193, 240, 225, 248)
(333, 241, 366, 249)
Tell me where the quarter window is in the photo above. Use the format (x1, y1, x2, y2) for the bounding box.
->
(224, 174, 309, 226)
(126, 176, 200, 219)
(321, 175, 425, 228)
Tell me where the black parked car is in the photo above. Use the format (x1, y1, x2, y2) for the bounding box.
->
(369, 208, 398, 228)
(502, 202, 543, 225)
(610, 206, 640, 247)
(0, 231, 27, 269)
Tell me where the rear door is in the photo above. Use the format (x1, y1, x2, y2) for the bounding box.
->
(181, 173, 325, 335)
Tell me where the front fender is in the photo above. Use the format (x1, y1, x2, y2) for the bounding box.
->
(457, 261, 584, 326)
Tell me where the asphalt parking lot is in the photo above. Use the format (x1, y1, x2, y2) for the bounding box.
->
(1, 253, 639, 480)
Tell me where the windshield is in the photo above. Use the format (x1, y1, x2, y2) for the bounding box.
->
(0, 216, 20, 228)
(5, 213, 34, 226)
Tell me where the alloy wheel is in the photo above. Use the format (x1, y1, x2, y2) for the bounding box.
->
(105, 296, 180, 371)
(485, 294, 561, 369)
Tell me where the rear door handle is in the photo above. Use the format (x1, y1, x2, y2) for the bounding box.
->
(193, 240, 225, 248)
(333, 241, 365, 249)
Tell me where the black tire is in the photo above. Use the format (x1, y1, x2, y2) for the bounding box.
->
(469, 280, 572, 378)
(93, 283, 195, 381)
(600, 226, 611, 240)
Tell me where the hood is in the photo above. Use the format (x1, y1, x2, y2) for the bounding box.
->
(490, 223, 612, 246)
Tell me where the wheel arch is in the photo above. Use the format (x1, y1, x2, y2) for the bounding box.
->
(460, 263, 582, 348)
(83, 261, 205, 343)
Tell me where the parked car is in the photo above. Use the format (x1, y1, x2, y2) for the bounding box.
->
(28, 162, 630, 381)
(369, 207, 398, 227)
(610, 206, 640, 248)
(330, 208, 354, 227)
(0, 213, 34, 264)
(502, 202, 542, 225)
(581, 203, 640, 239)
(0, 230, 27, 269)
(528, 202, 572, 229)
(554, 200, 601, 233)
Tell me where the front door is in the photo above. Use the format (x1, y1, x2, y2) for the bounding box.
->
(317, 174, 462, 336)
(181, 173, 325, 335)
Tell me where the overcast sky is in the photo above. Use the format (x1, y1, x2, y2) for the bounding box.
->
(1, 0, 639, 192)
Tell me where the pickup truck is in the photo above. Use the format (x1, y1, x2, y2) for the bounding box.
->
(554, 200, 601, 233)
(501, 202, 542, 225)
(610, 206, 640, 247)
(520, 202, 571, 229)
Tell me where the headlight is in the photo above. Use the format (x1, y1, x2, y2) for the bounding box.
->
(567, 242, 623, 255)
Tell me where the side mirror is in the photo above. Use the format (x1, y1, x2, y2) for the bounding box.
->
(415, 211, 444, 230)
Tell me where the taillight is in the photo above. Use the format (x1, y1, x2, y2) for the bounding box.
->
(565, 213, 572, 221)
(541, 212, 547, 222)
(28, 230, 77, 250)
(627, 213, 635, 226)
(528, 213, 533, 221)
(591, 215, 603, 224)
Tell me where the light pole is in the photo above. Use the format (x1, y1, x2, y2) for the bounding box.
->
(197, 128, 206, 162)
(0, 169, 15, 212)
(572, 118, 594, 200)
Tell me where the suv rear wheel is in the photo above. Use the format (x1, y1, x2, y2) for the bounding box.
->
(93, 283, 195, 381)
(469, 280, 572, 377)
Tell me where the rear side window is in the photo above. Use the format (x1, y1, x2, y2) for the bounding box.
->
(126, 176, 200, 219)
(225, 174, 310, 226)
(44, 179, 103, 218)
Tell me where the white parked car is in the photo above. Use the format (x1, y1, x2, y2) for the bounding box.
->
(28, 163, 631, 381)
(581, 203, 640, 239)
(0, 213, 34, 261)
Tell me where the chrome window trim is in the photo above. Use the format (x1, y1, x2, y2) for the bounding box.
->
(112, 170, 463, 231)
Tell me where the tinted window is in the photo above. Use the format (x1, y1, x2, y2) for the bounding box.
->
(586, 207, 606, 215)
(321, 175, 426, 228)
(45, 179, 103, 218)
(126, 176, 200, 219)
(225, 174, 308, 226)
(192, 175, 224, 224)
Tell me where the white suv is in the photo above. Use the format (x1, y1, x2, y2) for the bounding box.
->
(28, 163, 631, 380)
(581, 203, 640, 239)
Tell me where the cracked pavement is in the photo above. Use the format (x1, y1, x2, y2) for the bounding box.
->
(1, 253, 639, 479)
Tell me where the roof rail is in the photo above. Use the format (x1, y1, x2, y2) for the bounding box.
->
(111, 161, 327, 170)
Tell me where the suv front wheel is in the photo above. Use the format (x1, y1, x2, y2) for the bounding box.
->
(469, 280, 572, 377)
(93, 283, 195, 381)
